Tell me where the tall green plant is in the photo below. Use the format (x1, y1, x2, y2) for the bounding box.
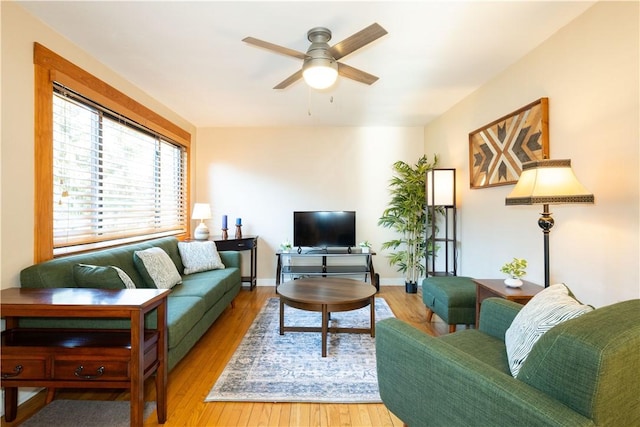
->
(378, 155, 438, 287)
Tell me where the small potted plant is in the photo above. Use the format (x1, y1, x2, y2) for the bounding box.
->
(280, 240, 292, 253)
(500, 258, 528, 288)
(359, 240, 372, 253)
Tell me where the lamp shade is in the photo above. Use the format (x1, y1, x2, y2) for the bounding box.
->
(426, 169, 456, 207)
(191, 203, 212, 220)
(505, 159, 594, 205)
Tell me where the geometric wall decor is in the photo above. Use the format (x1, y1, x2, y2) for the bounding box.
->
(469, 98, 549, 189)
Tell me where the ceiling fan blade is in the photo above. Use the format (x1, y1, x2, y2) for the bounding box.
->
(274, 69, 303, 89)
(337, 62, 379, 85)
(242, 37, 307, 60)
(329, 23, 388, 61)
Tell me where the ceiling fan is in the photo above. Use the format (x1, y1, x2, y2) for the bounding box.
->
(243, 23, 388, 90)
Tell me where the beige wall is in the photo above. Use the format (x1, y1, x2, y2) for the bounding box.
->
(0, 2, 196, 291)
(194, 127, 425, 284)
(424, 1, 639, 306)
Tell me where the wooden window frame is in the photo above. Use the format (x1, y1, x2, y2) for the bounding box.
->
(34, 43, 191, 262)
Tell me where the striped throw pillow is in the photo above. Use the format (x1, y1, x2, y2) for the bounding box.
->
(505, 283, 593, 377)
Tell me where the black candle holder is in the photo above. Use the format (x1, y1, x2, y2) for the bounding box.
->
(235, 225, 242, 239)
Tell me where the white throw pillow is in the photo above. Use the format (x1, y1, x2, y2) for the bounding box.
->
(178, 241, 225, 275)
(133, 247, 182, 289)
(505, 283, 593, 378)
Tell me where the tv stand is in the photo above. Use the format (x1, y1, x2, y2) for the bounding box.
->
(276, 248, 378, 291)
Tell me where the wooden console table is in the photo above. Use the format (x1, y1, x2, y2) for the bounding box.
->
(0, 287, 169, 426)
(213, 235, 258, 290)
(472, 279, 543, 327)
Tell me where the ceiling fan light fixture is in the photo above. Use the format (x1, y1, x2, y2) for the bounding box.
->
(302, 57, 338, 90)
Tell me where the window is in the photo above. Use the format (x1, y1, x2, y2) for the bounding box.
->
(53, 86, 187, 254)
(34, 43, 191, 261)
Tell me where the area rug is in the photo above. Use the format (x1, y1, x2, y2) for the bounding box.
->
(21, 400, 156, 427)
(205, 297, 395, 403)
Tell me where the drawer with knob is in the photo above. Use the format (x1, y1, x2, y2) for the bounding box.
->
(1, 357, 46, 380)
(53, 358, 129, 381)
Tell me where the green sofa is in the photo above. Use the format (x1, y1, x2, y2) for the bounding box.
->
(19, 237, 242, 370)
(376, 297, 640, 426)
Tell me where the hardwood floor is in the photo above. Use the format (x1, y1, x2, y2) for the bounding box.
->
(2, 285, 449, 427)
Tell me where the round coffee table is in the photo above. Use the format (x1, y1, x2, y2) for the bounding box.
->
(277, 277, 377, 357)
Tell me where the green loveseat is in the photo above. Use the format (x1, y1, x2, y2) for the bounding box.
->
(376, 297, 640, 426)
(19, 237, 242, 370)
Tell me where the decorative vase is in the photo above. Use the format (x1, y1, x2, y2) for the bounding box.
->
(405, 281, 418, 294)
(504, 278, 523, 288)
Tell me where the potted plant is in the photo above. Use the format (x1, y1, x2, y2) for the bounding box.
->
(359, 240, 372, 253)
(500, 258, 528, 288)
(280, 240, 292, 253)
(378, 155, 439, 293)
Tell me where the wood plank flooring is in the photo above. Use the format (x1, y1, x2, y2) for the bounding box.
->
(2, 285, 449, 427)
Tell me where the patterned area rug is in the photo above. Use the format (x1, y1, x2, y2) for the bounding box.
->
(22, 400, 156, 427)
(205, 297, 395, 403)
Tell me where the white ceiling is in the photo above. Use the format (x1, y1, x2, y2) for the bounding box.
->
(18, 1, 596, 127)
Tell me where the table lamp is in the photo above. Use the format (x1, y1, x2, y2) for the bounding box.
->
(505, 159, 594, 287)
(192, 203, 212, 240)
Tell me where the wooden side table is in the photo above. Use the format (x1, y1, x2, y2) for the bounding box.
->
(472, 279, 544, 327)
(0, 287, 169, 426)
(213, 235, 258, 290)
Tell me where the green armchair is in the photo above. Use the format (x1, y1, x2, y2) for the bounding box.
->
(376, 297, 640, 426)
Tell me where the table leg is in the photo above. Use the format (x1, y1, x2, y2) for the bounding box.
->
(370, 296, 376, 337)
(250, 243, 257, 290)
(155, 298, 168, 423)
(368, 255, 378, 291)
(130, 311, 144, 427)
(45, 387, 56, 403)
(4, 387, 18, 422)
(279, 299, 285, 335)
(275, 254, 282, 289)
(322, 305, 328, 357)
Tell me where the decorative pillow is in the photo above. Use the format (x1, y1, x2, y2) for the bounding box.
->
(73, 264, 136, 290)
(505, 283, 593, 377)
(133, 247, 182, 289)
(178, 241, 225, 275)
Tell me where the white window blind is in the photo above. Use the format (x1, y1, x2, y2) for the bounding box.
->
(52, 84, 187, 254)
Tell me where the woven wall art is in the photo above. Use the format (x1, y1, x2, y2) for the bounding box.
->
(469, 98, 549, 189)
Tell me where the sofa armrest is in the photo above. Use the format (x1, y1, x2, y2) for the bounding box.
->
(478, 297, 522, 340)
(375, 318, 593, 427)
(219, 251, 241, 269)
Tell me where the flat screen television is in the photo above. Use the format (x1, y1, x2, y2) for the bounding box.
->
(293, 211, 356, 249)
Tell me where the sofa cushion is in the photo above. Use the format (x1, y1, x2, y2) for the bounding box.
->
(178, 241, 225, 275)
(165, 296, 207, 350)
(505, 283, 593, 377)
(440, 329, 511, 374)
(73, 264, 136, 289)
(171, 272, 227, 307)
(133, 247, 182, 289)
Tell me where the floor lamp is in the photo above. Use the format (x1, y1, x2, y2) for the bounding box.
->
(505, 159, 594, 287)
(426, 168, 457, 276)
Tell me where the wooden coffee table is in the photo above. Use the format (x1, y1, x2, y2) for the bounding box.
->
(278, 277, 377, 357)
